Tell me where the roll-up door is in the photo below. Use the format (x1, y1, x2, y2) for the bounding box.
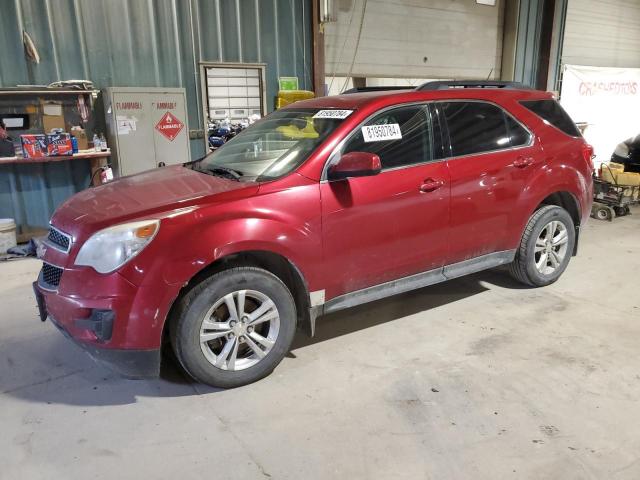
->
(205, 65, 265, 121)
(325, 0, 505, 80)
(563, 0, 640, 68)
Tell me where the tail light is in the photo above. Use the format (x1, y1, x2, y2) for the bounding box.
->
(582, 143, 594, 171)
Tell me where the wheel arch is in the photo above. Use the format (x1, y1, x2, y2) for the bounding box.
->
(530, 189, 582, 255)
(537, 190, 581, 227)
(163, 249, 314, 352)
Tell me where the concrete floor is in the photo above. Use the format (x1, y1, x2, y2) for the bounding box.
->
(1, 209, 639, 480)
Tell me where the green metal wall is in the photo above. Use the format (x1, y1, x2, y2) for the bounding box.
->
(0, 0, 313, 235)
(0, 0, 313, 158)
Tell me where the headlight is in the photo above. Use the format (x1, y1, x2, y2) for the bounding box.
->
(75, 220, 159, 273)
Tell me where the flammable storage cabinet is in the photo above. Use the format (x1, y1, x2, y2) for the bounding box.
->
(103, 87, 190, 176)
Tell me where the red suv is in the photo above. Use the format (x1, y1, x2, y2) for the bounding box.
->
(34, 81, 594, 388)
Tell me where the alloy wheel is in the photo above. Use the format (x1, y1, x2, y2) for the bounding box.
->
(199, 290, 280, 371)
(534, 220, 569, 275)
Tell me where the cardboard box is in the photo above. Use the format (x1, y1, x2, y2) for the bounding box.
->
(601, 162, 626, 183)
(70, 126, 88, 150)
(20, 134, 47, 158)
(616, 171, 640, 186)
(601, 166, 616, 183)
(609, 162, 625, 171)
(42, 101, 65, 133)
(46, 133, 73, 156)
(622, 186, 634, 198)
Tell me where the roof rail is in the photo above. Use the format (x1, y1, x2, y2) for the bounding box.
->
(415, 80, 531, 91)
(341, 86, 411, 94)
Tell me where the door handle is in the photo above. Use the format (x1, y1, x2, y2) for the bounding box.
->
(513, 156, 534, 168)
(419, 178, 444, 193)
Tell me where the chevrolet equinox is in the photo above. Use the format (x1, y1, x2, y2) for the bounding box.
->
(34, 81, 594, 388)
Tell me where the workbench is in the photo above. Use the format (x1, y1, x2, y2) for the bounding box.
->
(0, 86, 107, 241)
(0, 150, 110, 165)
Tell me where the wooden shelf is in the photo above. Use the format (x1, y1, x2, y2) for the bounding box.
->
(0, 88, 96, 96)
(0, 150, 111, 165)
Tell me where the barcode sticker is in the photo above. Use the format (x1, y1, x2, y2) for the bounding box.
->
(312, 109, 353, 119)
(362, 123, 402, 142)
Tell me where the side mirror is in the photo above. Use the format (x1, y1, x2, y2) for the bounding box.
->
(327, 151, 382, 180)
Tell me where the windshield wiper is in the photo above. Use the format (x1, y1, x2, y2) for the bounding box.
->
(199, 165, 243, 180)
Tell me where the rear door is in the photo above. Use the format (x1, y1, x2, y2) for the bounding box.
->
(439, 100, 538, 265)
(320, 103, 450, 299)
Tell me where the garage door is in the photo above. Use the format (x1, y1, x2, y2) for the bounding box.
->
(205, 66, 264, 121)
(324, 0, 505, 80)
(563, 0, 640, 68)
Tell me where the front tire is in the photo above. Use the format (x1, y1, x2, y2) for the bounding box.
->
(170, 267, 297, 388)
(509, 205, 575, 287)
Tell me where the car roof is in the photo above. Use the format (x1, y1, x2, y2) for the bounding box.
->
(286, 87, 554, 112)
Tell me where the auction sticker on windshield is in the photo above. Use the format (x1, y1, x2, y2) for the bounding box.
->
(312, 109, 353, 119)
(362, 123, 402, 142)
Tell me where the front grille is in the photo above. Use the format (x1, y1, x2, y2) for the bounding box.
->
(47, 227, 71, 252)
(42, 263, 64, 288)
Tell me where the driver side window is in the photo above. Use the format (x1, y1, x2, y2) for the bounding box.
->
(343, 104, 432, 169)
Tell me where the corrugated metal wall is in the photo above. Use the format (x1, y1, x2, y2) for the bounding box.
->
(0, 161, 91, 238)
(0, 0, 313, 235)
(563, 0, 640, 68)
(1, 0, 313, 155)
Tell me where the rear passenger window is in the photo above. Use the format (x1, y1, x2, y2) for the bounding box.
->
(442, 102, 512, 156)
(520, 99, 581, 137)
(343, 105, 432, 169)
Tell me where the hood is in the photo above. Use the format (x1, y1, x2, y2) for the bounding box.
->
(51, 165, 257, 236)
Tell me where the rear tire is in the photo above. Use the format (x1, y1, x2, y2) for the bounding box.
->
(170, 267, 297, 388)
(509, 205, 575, 287)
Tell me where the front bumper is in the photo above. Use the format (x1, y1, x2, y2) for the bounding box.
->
(33, 282, 161, 378)
(33, 255, 180, 378)
(35, 261, 177, 346)
(51, 312, 160, 378)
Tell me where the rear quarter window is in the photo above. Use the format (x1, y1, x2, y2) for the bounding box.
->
(520, 99, 581, 137)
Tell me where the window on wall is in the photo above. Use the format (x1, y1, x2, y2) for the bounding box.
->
(342, 105, 432, 169)
(204, 66, 264, 121)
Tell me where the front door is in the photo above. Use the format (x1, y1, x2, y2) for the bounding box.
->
(320, 104, 450, 300)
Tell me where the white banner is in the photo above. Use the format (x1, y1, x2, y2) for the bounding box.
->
(560, 64, 640, 167)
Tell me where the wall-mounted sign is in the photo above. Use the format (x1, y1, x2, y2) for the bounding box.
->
(279, 77, 299, 91)
(155, 111, 185, 141)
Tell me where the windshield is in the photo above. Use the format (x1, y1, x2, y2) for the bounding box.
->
(190, 108, 349, 181)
